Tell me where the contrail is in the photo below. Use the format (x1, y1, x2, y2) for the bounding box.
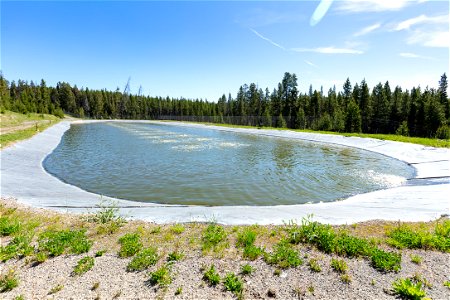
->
(310, 0, 334, 26)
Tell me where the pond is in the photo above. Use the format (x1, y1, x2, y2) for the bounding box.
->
(43, 122, 415, 206)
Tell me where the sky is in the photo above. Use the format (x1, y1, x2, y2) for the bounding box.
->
(1, 0, 449, 101)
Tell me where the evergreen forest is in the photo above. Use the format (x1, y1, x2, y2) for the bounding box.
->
(0, 72, 448, 139)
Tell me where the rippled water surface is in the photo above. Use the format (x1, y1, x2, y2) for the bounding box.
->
(44, 122, 415, 206)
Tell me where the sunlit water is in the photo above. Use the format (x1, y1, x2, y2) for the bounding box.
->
(43, 122, 415, 206)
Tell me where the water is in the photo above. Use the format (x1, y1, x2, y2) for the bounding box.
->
(43, 122, 415, 206)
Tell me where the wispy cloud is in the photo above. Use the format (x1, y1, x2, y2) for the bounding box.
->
(335, 0, 412, 13)
(291, 47, 363, 54)
(249, 28, 285, 50)
(392, 14, 448, 31)
(406, 30, 449, 48)
(353, 23, 381, 37)
(399, 52, 433, 60)
(304, 60, 319, 68)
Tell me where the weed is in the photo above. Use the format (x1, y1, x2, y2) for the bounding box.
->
(92, 282, 100, 291)
(308, 258, 322, 272)
(127, 247, 159, 272)
(240, 264, 254, 275)
(243, 244, 264, 260)
(151, 226, 161, 234)
(223, 273, 244, 297)
(370, 248, 401, 272)
(149, 264, 172, 287)
(95, 250, 106, 257)
(273, 269, 282, 276)
(48, 284, 64, 295)
(118, 233, 142, 258)
(287, 217, 336, 254)
(202, 224, 227, 251)
(371, 279, 376, 286)
(335, 232, 372, 257)
(85, 199, 126, 225)
(0, 216, 21, 236)
(307, 285, 315, 295)
(236, 228, 257, 248)
(170, 224, 185, 235)
(265, 241, 303, 269)
(444, 281, 450, 289)
(73, 256, 95, 276)
(167, 250, 184, 262)
(14, 295, 24, 300)
(175, 286, 182, 295)
(203, 264, 220, 286)
(331, 258, 348, 274)
(38, 229, 92, 256)
(410, 254, 422, 265)
(35, 252, 48, 263)
(0, 234, 34, 261)
(340, 274, 352, 284)
(0, 269, 18, 292)
(411, 273, 432, 288)
(392, 278, 426, 299)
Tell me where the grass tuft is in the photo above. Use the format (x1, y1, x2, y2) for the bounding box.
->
(0, 269, 19, 293)
(203, 264, 221, 286)
(127, 247, 159, 272)
(240, 264, 254, 275)
(73, 256, 95, 276)
(265, 241, 303, 269)
(392, 278, 426, 300)
(38, 229, 92, 257)
(370, 248, 401, 272)
(149, 264, 172, 287)
(330, 258, 348, 274)
(308, 258, 322, 272)
(202, 224, 227, 251)
(223, 272, 244, 297)
(118, 233, 142, 258)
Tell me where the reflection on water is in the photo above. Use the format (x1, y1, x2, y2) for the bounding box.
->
(43, 122, 415, 206)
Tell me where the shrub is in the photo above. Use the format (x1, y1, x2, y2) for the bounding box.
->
(0, 235, 34, 261)
(73, 256, 94, 276)
(265, 241, 303, 269)
(435, 125, 450, 140)
(38, 229, 92, 256)
(240, 264, 254, 275)
(149, 265, 172, 287)
(223, 273, 244, 296)
(331, 258, 348, 274)
(0, 269, 19, 292)
(203, 264, 220, 286)
(392, 278, 426, 300)
(0, 217, 21, 236)
(127, 247, 159, 271)
(370, 249, 401, 272)
(202, 224, 227, 251)
(118, 233, 142, 258)
(396, 121, 409, 136)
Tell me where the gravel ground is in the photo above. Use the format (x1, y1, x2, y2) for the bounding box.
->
(1, 200, 449, 300)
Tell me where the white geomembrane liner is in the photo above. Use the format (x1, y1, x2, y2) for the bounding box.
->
(1, 120, 449, 225)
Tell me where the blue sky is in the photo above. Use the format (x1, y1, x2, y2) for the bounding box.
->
(2, 1, 449, 101)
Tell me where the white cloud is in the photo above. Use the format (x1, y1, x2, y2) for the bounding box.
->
(336, 0, 412, 13)
(353, 23, 381, 37)
(291, 47, 363, 54)
(304, 60, 319, 68)
(399, 52, 433, 60)
(249, 28, 285, 50)
(407, 30, 450, 48)
(393, 14, 448, 31)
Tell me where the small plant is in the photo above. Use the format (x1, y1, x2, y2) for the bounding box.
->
(202, 224, 227, 251)
(48, 284, 64, 295)
(331, 258, 348, 274)
(308, 258, 322, 272)
(91, 282, 100, 291)
(167, 250, 184, 262)
(35, 251, 48, 263)
(371, 279, 376, 286)
(243, 244, 264, 260)
(410, 254, 422, 265)
(341, 274, 352, 284)
(73, 256, 94, 276)
(0, 234, 34, 261)
(265, 241, 303, 269)
(38, 229, 92, 256)
(127, 247, 159, 271)
(223, 273, 244, 297)
(370, 248, 401, 272)
(85, 199, 126, 225)
(112, 290, 122, 299)
(203, 264, 220, 286)
(392, 278, 426, 299)
(170, 224, 185, 234)
(240, 264, 254, 275)
(149, 264, 172, 287)
(236, 228, 257, 248)
(14, 295, 25, 300)
(273, 269, 282, 276)
(150, 226, 161, 234)
(118, 233, 142, 258)
(0, 216, 21, 236)
(95, 250, 106, 257)
(335, 232, 372, 257)
(175, 286, 182, 295)
(307, 284, 315, 295)
(444, 281, 450, 289)
(0, 269, 19, 292)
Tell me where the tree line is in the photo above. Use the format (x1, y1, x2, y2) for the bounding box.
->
(0, 72, 448, 139)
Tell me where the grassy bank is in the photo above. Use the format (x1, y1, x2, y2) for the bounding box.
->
(0, 111, 61, 148)
(1, 199, 449, 299)
(184, 121, 450, 148)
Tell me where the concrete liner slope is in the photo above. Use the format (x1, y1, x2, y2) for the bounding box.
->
(1, 120, 449, 225)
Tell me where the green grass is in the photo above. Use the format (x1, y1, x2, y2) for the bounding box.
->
(202, 264, 221, 286)
(444, 281, 450, 289)
(236, 228, 257, 248)
(38, 229, 92, 257)
(0, 269, 19, 293)
(149, 264, 172, 287)
(170, 223, 186, 235)
(73, 256, 95, 276)
(0, 216, 21, 236)
(243, 244, 264, 260)
(392, 278, 427, 300)
(167, 250, 184, 262)
(240, 264, 254, 275)
(330, 258, 348, 274)
(264, 241, 303, 269)
(308, 258, 322, 272)
(410, 254, 422, 265)
(223, 273, 244, 297)
(195, 121, 449, 148)
(370, 248, 401, 272)
(0, 234, 34, 261)
(127, 247, 159, 272)
(201, 224, 227, 251)
(118, 233, 142, 258)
